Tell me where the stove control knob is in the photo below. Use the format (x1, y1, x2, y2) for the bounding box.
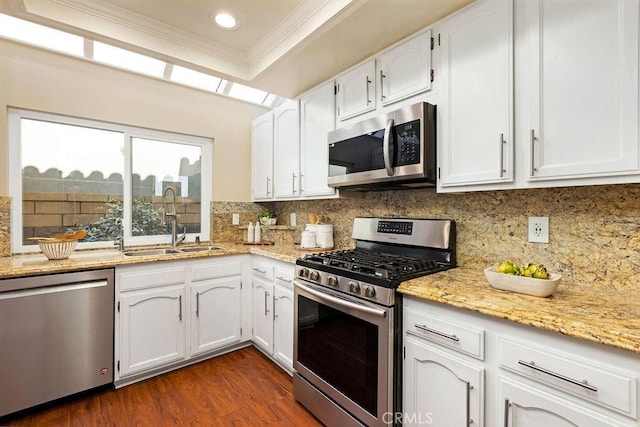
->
(299, 268, 309, 278)
(363, 286, 376, 298)
(326, 276, 338, 287)
(348, 281, 360, 294)
(309, 271, 320, 281)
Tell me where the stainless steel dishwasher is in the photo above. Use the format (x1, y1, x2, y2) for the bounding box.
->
(0, 269, 114, 417)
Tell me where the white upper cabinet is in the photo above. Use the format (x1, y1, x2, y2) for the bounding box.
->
(519, 0, 640, 183)
(299, 81, 336, 198)
(273, 99, 300, 199)
(251, 112, 274, 200)
(379, 30, 433, 107)
(336, 60, 376, 121)
(438, 0, 514, 190)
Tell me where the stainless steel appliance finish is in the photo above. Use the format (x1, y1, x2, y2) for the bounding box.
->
(328, 102, 436, 191)
(293, 217, 456, 426)
(0, 269, 115, 417)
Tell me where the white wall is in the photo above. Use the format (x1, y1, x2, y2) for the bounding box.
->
(0, 38, 268, 201)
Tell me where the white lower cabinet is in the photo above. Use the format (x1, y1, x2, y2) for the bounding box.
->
(404, 338, 484, 426)
(273, 274, 294, 370)
(250, 257, 294, 373)
(251, 276, 274, 353)
(115, 256, 247, 386)
(404, 296, 640, 426)
(119, 285, 186, 377)
(190, 276, 242, 356)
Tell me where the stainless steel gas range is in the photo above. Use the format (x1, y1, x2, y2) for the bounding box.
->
(293, 217, 456, 427)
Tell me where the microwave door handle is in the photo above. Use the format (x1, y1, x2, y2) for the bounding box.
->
(383, 118, 395, 176)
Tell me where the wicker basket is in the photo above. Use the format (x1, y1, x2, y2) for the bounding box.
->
(38, 239, 77, 260)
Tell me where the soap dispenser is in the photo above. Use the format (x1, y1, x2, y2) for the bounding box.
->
(247, 222, 254, 243)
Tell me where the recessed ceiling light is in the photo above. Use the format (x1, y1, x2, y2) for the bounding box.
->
(211, 12, 238, 30)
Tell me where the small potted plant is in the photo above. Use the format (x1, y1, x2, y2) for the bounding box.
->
(259, 210, 277, 225)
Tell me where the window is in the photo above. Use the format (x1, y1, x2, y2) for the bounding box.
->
(93, 42, 165, 77)
(9, 109, 212, 252)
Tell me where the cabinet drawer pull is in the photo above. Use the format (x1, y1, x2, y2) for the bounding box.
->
(276, 276, 292, 284)
(253, 267, 267, 274)
(517, 360, 598, 392)
(414, 323, 459, 342)
(178, 295, 182, 321)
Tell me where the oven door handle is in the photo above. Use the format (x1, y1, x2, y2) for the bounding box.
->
(295, 281, 387, 318)
(383, 118, 394, 176)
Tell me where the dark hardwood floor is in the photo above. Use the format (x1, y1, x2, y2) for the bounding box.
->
(4, 346, 323, 426)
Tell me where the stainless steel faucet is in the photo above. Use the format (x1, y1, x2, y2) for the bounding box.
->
(162, 187, 186, 246)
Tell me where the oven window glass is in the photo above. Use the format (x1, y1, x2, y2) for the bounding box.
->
(297, 295, 379, 416)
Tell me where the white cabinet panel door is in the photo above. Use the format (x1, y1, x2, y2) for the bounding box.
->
(273, 100, 300, 198)
(336, 60, 376, 121)
(273, 284, 294, 371)
(438, 0, 514, 188)
(523, 0, 639, 181)
(252, 277, 274, 354)
(252, 112, 274, 200)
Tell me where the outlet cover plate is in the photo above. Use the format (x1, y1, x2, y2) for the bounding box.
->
(528, 216, 549, 243)
(232, 214, 240, 225)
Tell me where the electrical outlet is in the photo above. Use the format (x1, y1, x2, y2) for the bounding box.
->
(232, 213, 240, 225)
(528, 216, 549, 243)
(290, 213, 297, 226)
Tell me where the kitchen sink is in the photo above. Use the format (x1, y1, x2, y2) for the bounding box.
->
(123, 248, 182, 257)
(179, 246, 224, 252)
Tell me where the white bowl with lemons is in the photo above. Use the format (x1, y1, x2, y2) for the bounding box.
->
(484, 265, 561, 297)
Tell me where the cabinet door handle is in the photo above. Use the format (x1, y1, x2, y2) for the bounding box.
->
(499, 133, 506, 178)
(195, 292, 200, 317)
(292, 172, 297, 195)
(503, 398, 510, 427)
(178, 295, 182, 321)
(529, 129, 537, 177)
(366, 75, 372, 105)
(517, 360, 598, 392)
(465, 381, 472, 426)
(273, 296, 278, 319)
(266, 176, 271, 196)
(414, 323, 459, 342)
(264, 291, 270, 316)
(380, 70, 386, 100)
(299, 173, 304, 194)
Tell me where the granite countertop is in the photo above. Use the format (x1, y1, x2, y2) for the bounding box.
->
(0, 242, 305, 280)
(3, 245, 639, 356)
(398, 267, 640, 355)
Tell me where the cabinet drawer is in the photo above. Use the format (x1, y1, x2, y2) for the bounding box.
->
(499, 337, 637, 418)
(274, 268, 293, 289)
(405, 307, 485, 360)
(251, 261, 274, 281)
(119, 266, 187, 291)
(192, 261, 242, 282)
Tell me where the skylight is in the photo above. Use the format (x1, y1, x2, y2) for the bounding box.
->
(170, 65, 223, 92)
(0, 14, 83, 56)
(93, 42, 164, 77)
(228, 83, 268, 105)
(0, 13, 282, 108)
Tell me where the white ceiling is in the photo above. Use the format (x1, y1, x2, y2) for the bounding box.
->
(0, 0, 474, 98)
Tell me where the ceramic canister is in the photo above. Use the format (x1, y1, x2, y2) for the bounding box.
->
(315, 224, 334, 249)
(301, 230, 317, 248)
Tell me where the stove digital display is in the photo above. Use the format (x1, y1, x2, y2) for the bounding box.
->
(377, 220, 413, 235)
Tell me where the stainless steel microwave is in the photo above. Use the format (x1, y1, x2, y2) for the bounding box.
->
(328, 102, 436, 191)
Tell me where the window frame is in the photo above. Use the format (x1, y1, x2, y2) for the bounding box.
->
(9, 108, 212, 253)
